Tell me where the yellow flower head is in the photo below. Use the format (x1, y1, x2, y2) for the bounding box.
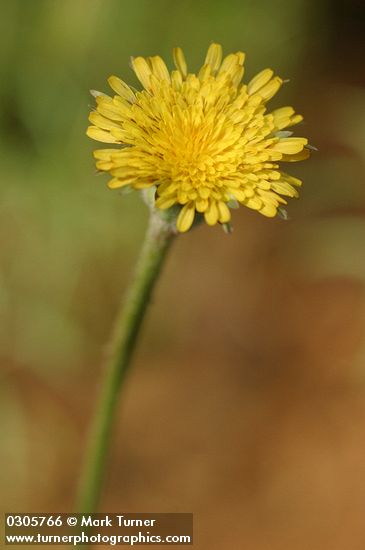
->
(87, 44, 310, 232)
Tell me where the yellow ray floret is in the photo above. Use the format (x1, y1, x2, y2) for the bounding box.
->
(87, 43, 310, 233)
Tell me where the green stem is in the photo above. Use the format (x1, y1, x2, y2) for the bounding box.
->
(75, 211, 175, 516)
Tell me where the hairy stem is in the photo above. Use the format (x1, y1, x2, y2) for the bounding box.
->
(75, 212, 175, 517)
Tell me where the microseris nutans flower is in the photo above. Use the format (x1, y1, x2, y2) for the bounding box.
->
(87, 43, 310, 233)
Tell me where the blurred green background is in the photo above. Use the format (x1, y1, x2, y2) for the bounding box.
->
(1, 1, 365, 548)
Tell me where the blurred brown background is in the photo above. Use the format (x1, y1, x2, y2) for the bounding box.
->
(1, 0, 365, 548)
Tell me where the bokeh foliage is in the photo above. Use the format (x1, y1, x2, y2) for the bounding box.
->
(2, 3, 365, 548)
(0, 0, 320, 377)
